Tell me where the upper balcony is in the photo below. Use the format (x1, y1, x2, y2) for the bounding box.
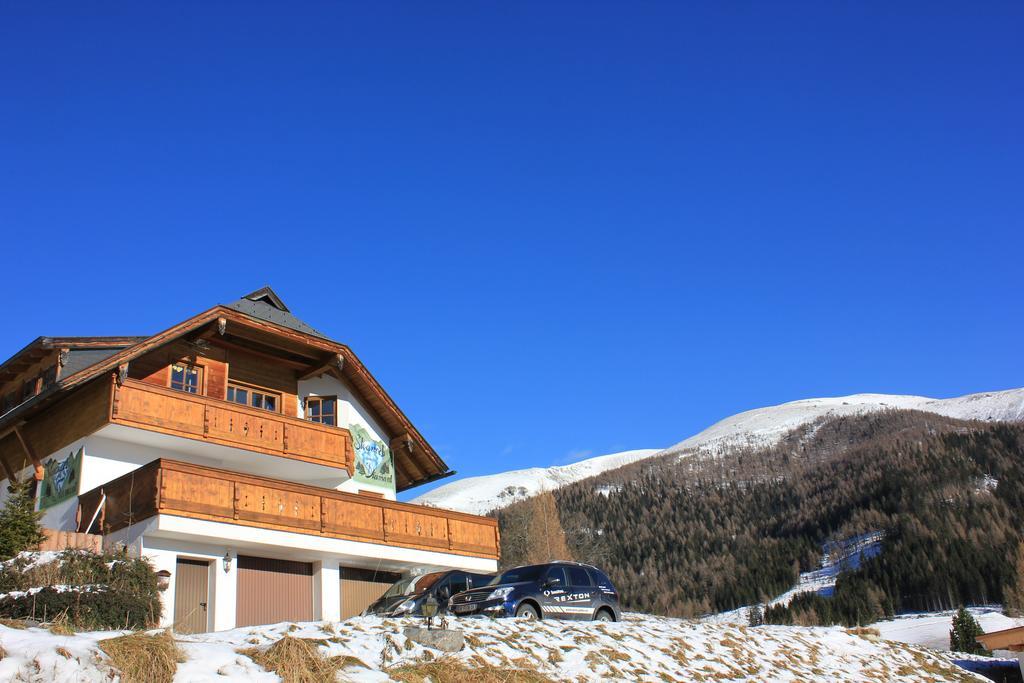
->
(109, 378, 353, 473)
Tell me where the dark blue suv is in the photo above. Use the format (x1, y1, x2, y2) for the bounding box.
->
(448, 561, 621, 621)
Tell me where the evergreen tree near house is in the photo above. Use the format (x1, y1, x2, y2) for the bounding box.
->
(0, 482, 47, 560)
(949, 607, 990, 655)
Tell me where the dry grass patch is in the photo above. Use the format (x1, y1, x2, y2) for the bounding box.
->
(240, 635, 342, 683)
(55, 646, 73, 659)
(388, 656, 555, 683)
(99, 630, 184, 683)
(48, 609, 75, 635)
(0, 618, 27, 629)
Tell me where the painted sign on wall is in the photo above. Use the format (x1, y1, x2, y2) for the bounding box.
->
(39, 447, 82, 509)
(351, 424, 394, 490)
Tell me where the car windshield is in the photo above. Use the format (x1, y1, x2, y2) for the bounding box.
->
(382, 572, 444, 598)
(490, 565, 545, 585)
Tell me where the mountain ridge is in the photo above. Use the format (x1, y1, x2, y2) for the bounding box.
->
(413, 387, 1024, 514)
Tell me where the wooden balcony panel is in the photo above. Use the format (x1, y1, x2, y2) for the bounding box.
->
(384, 508, 450, 550)
(160, 468, 234, 518)
(110, 379, 351, 471)
(235, 482, 321, 531)
(322, 497, 385, 541)
(448, 517, 501, 556)
(77, 459, 500, 560)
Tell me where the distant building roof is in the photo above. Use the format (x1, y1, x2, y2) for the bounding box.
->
(223, 286, 329, 340)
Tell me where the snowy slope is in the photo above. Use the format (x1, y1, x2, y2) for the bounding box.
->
(0, 614, 991, 682)
(662, 387, 1024, 459)
(412, 449, 661, 515)
(417, 388, 1024, 514)
(870, 608, 1024, 652)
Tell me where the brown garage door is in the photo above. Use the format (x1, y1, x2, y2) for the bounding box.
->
(236, 555, 313, 627)
(340, 568, 401, 619)
(173, 558, 210, 634)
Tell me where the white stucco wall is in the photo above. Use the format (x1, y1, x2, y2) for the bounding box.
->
(297, 373, 396, 499)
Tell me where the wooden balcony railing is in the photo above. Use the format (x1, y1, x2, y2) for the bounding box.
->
(110, 379, 353, 472)
(77, 459, 500, 559)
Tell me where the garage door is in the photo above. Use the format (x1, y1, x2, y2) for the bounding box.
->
(340, 567, 401, 619)
(236, 555, 313, 627)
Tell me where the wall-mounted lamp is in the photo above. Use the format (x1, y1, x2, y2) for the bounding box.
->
(222, 551, 232, 573)
(155, 569, 172, 591)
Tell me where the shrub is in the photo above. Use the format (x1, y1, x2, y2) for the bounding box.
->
(0, 548, 161, 629)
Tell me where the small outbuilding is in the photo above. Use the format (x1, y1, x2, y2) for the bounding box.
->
(977, 625, 1024, 676)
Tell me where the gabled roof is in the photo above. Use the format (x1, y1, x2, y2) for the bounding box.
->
(224, 286, 328, 339)
(0, 290, 452, 491)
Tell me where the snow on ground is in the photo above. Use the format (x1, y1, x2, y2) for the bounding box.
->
(706, 532, 885, 625)
(0, 614, 993, 682)
(415, 388, 1023, 515)
(871, 607, 1024, 652)
(411, 449, 661, 515)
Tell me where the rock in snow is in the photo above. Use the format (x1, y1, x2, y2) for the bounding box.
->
(0, 614, 992, 682)
(415, 387, 1024, 514)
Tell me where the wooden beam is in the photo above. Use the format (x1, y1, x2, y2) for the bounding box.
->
(299, 354, 344, 381)
(205, 336, 312, 370)
(13, 426, 43, 481)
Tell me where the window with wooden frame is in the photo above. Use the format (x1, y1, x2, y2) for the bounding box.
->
(227, 382, 280, 412)
(169, 363, 202, 394)
(305, 396, 337, 426)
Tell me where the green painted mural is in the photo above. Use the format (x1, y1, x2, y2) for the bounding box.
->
(39, 447, 82, 509)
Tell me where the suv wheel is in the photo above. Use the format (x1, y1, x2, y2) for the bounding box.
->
(515, 603, 539, 620)
(595, 609, 613, 622)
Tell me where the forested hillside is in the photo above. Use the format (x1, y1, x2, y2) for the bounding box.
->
(498, 411, 1024, 625)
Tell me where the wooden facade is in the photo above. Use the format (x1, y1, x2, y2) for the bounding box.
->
(78, 459, 500, 559)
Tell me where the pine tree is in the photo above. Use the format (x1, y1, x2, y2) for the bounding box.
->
(524, 492, 571, 564)
(1003, 542, 1024, 617)
(747, 604, 764, 626)
(0, 482, 46, 560)
(949, 607, 990, 655)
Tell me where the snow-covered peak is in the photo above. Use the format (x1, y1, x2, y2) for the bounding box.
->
(414, 388, 1024, 515)
(662, 388, 1024, 458)
(411, 449, 662, 515)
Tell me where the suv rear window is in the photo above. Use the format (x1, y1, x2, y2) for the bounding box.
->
(587, 567, 612, 586)
(568, 566, 592, 586)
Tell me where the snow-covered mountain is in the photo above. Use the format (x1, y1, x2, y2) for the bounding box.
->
(412, 449, 662, 516)
(414, 388, 1024, 514)
(661, 387, 1024, 459)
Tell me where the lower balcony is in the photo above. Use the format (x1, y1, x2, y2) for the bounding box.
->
(77, 459, 500, 559)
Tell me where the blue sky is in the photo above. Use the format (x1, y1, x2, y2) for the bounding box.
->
(2, 3, 1021, 498)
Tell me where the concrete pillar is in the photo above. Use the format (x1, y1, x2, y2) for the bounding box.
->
(314, 558, 340, 622)
(212, 550, 238, 632)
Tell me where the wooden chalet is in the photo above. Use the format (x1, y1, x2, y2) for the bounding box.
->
(0, 288, 498, 632)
